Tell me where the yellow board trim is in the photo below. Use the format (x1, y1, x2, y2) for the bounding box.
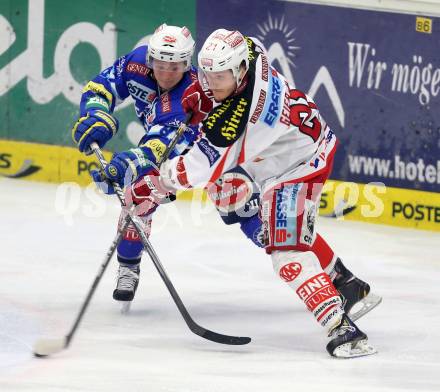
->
(0, 139, 112, 186)
(1, 139, 439, 232)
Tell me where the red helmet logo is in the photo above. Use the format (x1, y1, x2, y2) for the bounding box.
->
(201, 58, 213, 67)
(163, 35, 177, 43)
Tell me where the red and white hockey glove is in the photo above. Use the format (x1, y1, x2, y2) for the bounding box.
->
(124, 170, 175, 216)
(181, 81, 213, 125)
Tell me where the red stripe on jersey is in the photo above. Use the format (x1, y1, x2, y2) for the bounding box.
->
(208, 145, 232, 184)
(237, 129, 247, 164)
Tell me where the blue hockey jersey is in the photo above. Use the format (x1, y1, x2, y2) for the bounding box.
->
(79, 45, 197, 133)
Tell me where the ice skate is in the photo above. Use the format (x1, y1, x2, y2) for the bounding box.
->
(332, 258, 382, 321)
(113, 263, 140, 312)
(326, 314, 377, 358)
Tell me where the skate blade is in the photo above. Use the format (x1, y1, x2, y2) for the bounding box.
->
(349, 293, 382, 322)
(333, 339, 377, 359)
(120, 301, 132, 314)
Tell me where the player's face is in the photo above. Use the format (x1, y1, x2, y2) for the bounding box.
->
(204, 70, 237, 101)
(152, 60, 186, 90)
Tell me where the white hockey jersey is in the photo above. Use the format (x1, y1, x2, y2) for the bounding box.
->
(161, 37, 338, 193)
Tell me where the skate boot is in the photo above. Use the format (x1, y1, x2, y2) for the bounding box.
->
(326, 314, 377, 358)
(113, 263, 140, 302)
(331, 258, 382, 321)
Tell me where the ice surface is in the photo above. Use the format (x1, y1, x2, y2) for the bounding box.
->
(0, 178, 439, 391)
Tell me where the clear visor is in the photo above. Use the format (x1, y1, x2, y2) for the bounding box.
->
(149, 58, 187, 73)
(198, 69, 236, 91)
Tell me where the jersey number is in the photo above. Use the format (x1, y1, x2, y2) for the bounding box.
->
(289, 90, 322, 142)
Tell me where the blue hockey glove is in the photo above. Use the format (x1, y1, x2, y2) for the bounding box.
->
(90, 169, 116, 195)
(72, 109, 119, 154)
(104, 148, 155, 189)
(173, 124, 200, 156)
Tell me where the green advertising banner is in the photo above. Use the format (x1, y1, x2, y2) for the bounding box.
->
(0, 0, 195, 151)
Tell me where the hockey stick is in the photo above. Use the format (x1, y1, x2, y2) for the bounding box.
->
(91, 140, 251, 346)
(33, 118, 250, 357)
(33, 118, 189, 357)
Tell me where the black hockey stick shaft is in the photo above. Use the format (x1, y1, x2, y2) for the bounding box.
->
(33, 186, 132, 357)
(65, 223, 127, 348)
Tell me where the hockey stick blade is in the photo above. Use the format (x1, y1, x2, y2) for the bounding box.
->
(189, 320, 250, 345)
(200, 329, 251, 345)
(33, 337, 67, 357)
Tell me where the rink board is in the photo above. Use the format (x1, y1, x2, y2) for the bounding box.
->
(1, 139, 438, 232)
(0, 139, 112, 184)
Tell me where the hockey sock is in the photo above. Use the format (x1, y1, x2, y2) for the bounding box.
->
(272, 250, 344, 331)
(311, 233, 337, 270)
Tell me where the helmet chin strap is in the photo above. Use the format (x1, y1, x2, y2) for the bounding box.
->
(234, 70, 249, 94)
(235, 68, 243, 86)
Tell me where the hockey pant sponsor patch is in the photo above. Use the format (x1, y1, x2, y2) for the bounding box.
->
(260, 152, 336, 253)
(261, 182, 323, 252)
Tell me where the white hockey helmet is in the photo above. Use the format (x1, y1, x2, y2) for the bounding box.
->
(198, 29, 249, 86)
(147, 24, 195, 71)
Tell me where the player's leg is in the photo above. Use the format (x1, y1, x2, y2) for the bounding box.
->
(113, 210, 152, 302)
(209, 167, 381, 320)
(261, 179, 376, 357)
(311, 234, 382, 321)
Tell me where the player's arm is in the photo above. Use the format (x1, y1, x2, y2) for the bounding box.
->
(120, 132, 237, 217)
(160, 135, 229, 191)
(71, 49, 139, 154)
(92, 122, 200, 194)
